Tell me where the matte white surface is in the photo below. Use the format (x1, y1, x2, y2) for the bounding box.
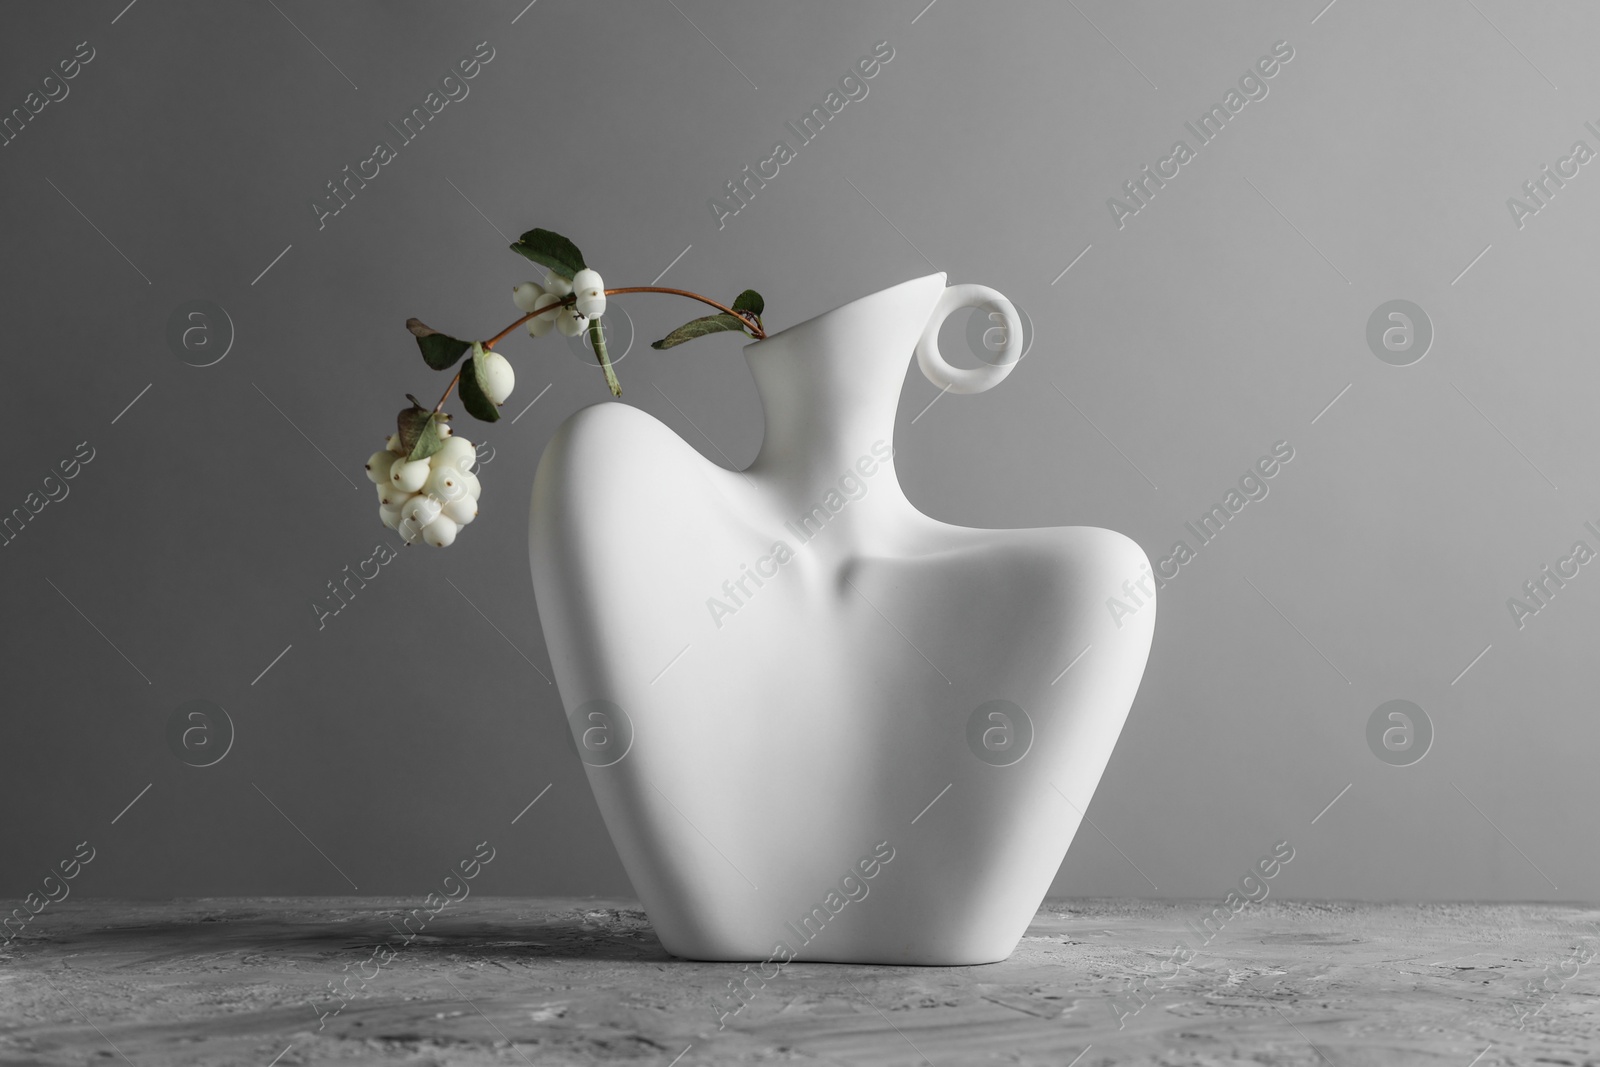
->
(530, 275, 1156, 963)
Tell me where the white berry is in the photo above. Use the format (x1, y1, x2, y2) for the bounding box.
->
(378, 503, 402, 530)
(396, 514, 425, 544)
(377, 483, 411, 508)
(389, 458, 429, 492)
(556, 307, 588, 337)
(512, 281, 546, 313)
(403, 494, 442, 527)
(423, 516, 459, 547)
(526, 292, 562, 338)
(544, 272, 573, 297)
(424, 464, 465, 501)
(482, 351, 515, 405)
(442, 496, 477, 525)
(461, 471, 482, 500)
(387, 433, 404, 454)
(435, 437, 476, 472)
(572, 268, 606, 318)
(365, 450, 397, 484)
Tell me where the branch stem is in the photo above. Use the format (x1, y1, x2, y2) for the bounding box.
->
(602, 287, 764, 336)
(430, 285, 762, 413)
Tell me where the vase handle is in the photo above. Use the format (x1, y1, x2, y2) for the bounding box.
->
(915, 283, 1023, 395)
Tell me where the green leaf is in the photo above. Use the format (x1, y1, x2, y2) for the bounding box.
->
(397, 397, 451, 459)
(588, 317, 622, 397)
(458, 342, 501, 423)
(508, 228, 586, 280)
(407, 412, 451, 462)
(731, 289, 764, 317)
(406, 318, 472, 371)
(650, 313, 748, 350)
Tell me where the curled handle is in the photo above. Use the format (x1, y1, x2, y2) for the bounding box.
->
(915, 283, 1022, 394)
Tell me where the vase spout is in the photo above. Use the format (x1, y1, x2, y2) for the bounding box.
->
(743, 274, 946, 486)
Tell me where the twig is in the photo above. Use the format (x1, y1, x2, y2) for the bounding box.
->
(429, 285, 761, 413)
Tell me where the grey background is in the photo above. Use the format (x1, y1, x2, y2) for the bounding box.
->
(2, 0, 1594, 906)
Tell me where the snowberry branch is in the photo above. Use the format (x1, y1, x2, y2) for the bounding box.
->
(430, 286, 766, 414)
(383, 227, 771, 550)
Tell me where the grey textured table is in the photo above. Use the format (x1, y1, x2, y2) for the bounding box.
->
(1, 898, 1595, 1065)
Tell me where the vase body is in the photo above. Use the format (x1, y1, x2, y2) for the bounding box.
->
(529, 273, 1155, 965)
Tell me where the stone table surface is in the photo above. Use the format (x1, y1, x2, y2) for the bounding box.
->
(1, 897, 1597, 1066)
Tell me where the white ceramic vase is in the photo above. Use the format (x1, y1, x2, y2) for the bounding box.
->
(529, 273, 1155, 965)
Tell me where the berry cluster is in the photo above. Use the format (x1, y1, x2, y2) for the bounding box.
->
(515, 268, 606, 339)
(370, 226, 766, 548)
(366, 431, 480, 548)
